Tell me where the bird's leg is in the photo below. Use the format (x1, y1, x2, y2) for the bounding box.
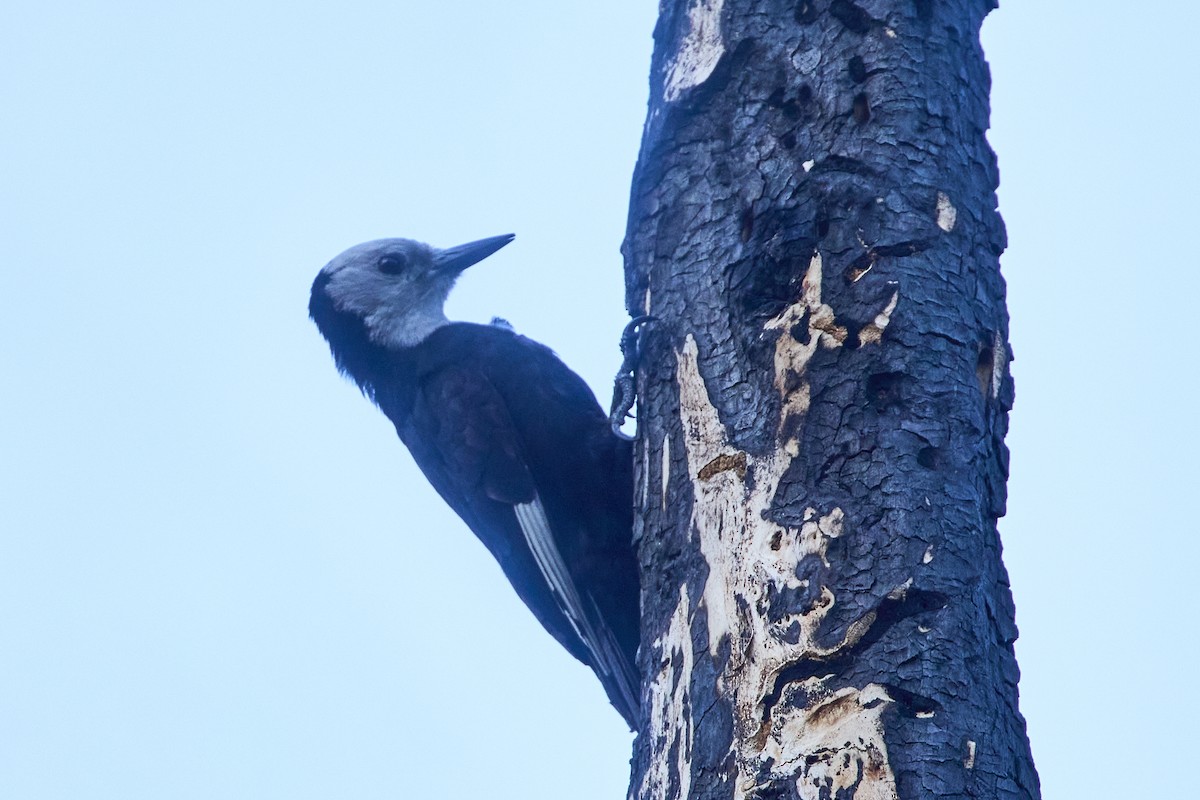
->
(609, 315, 655, 439)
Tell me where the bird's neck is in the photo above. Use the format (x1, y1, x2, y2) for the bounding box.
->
(371, 307, 449, 349)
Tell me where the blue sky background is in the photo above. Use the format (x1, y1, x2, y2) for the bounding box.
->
(2, 2, 1195, 798)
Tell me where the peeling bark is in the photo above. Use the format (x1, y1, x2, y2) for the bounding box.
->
(623, 1, 1038, 798)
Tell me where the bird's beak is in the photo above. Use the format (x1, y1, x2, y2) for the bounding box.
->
(433, 234, 515, 275)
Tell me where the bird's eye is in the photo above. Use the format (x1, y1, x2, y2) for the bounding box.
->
(378, 254, 408, 275)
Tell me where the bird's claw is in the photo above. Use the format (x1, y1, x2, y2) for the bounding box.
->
(609, 316, 656, 439)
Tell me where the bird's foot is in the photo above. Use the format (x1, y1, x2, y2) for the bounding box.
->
(609, 315, 655, 439)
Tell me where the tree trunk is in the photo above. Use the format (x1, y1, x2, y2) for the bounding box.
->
(622, 1, 1038, 798)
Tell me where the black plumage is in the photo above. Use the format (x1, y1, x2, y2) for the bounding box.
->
(309, 235, 640, 727)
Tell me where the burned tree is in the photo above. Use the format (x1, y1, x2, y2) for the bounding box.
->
(622, 0, 1038, 797)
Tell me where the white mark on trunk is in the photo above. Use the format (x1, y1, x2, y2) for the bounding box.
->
(644, 286, 653, 316)
(760, 254, 846, 442)
(670, 259, 904, 798)
(886, 578, 913, 601)
(990, 331, 1006, 400)
(637, 585, 694, 800)
(857, 290, 899, 346)
(923, 545, 934, 564)
(664, 0, 725, 102)
(802, 159, 815, 172)
(791, 47, 821, 74)
(799, 506, 844, 568)
(766, 681, 899, 800)
(965, 740, 977, 769)
(936, 191, 957, 232)
(661, 433, 672, 512)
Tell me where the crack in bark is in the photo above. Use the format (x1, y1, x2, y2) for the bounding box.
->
(757, 588, 949, 724)
(843, 239, 933, 282)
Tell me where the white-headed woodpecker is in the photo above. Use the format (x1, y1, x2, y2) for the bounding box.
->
(309, 234, 640, 728)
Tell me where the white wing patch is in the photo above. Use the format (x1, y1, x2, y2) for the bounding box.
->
(513, 497, 639, 716)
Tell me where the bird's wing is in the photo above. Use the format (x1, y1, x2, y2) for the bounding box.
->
(408, 363, 536, 506)
(400, 365, 602, 658)
(513, 496, 640, 720)
(399, 356, 639, 724)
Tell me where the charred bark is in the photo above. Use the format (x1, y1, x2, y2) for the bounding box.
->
(622, 1, 1038, 798)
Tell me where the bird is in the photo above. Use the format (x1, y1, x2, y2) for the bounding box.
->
(308, 234, 641, 728)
